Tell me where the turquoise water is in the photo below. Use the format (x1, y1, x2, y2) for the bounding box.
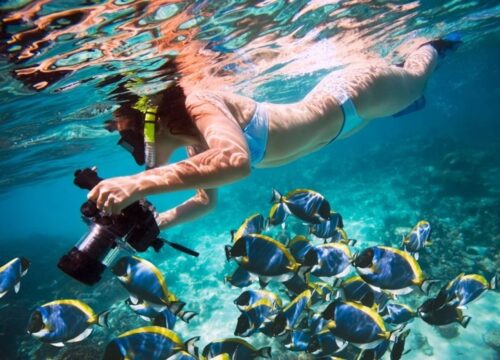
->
(0, 0, 499, 359)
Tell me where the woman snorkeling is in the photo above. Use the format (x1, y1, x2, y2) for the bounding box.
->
(88, 36, 460, 230)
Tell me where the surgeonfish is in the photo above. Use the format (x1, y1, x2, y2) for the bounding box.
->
(335, 276, 391, 311)
(307, 329, 347, 357)
(311, 243, 352, 278)
(309, 281, 335, 303)
(201, 338, 271, 359)
(402, 221, 432, 259)
(390, 329, 411, 360)
(125, 298, 197, 328)
(288, 235, 315, 264)
(0, 257, 30, 298)
(233, 289, 282, 312)
(417, 297, 471, 328)
(271, 188, 331, 224)
(26, 299, 109, 347)
(322, 300, 393, 349)
(225, 234, 317, 287)
(111, 256, 184, 309)
(231, 213, 265, 242)
(225, 266, 254, 288)
(309, 212, 352, 244)
(282, 274, 310, 299)
(234, 297, 277, 337)
(439, 273, 496, 308)
(261, 290, 312, 337)
(284, 330, 311, 351)
(103, 326, 199, 360)
(267, 202, 289, 228)
(352, 246, 434, 296)
(380, 303, 416, 326)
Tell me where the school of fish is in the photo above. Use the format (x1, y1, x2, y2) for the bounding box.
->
(0, 187, 497, 359)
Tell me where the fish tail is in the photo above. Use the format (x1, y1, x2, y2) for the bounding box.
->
(420, 279, 438, 295)
(169, 301, 186, 314)
(270, 188, 282, 203)
(178, 310, 197, 323)
(460, 316, 471, 328)
(257, 346, 272, 358)
(95, 310, 111, 327)
(346, 238, 357, 247)
(184, 336, 200, 357)
(490, 275, 497, 290)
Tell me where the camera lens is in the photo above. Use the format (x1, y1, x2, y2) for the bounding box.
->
(58, 223, 117, 285)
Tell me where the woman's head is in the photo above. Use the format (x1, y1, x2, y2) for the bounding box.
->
(106, 60, 197, 166)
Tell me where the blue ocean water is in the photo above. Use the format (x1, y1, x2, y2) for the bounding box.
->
(0, 0, 499, 359)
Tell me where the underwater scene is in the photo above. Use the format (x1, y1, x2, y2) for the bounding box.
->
(0, 0, 499, 359)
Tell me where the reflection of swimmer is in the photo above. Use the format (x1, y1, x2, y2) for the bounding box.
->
(87, 36, 461, 231)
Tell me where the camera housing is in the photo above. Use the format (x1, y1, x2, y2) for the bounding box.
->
(57, 167, 164, 285)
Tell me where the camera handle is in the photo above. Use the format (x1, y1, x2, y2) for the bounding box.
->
(159, 238, 199, 257)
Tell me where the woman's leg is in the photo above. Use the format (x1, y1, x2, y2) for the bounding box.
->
(402, 44, 439, 93)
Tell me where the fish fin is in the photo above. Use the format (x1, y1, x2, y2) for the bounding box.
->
(50, 342, 65, 347)
(347, 238, 357, 246)
(420, 279, 439, 295)
(490, 275, 497, 290)
(281, 222, 286, 230)
(168, 301, 186, 314)
(95, 309, 111, 327)
(129, 295, 139, 305)
(184, 336, 200, 357)
(424, 240, 432, 246)
(14, 282, 20, 293)
(259, 277, 270, 289)
(414, 252, 419, 260)
(178, 311, 197, 323)
(258, 346, 272, 359)
(335, 336, 346, 349)
(271, 188, 282, 203)
(66, 328, 93, 343)
(0, 291, 7, 298)
(457, 305, 468, 310)
(230, 230, 236, 242)
(140, 315, 150, 321)
(401, 234, 406, 247)
(460, 316, 471, 328)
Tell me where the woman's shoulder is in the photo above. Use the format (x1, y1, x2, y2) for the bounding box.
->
(186, 89, 256, 125)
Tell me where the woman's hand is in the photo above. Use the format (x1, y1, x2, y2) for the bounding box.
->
(87, 175, 143, 215)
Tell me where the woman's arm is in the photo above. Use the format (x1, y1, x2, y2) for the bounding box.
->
(88, 93, 250, 214)
(156, 188, 217, 230)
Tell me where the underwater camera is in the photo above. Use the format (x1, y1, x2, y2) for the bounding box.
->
(57, 167, 198, 286)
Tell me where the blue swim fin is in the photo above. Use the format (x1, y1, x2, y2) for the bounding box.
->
(392, 96, 426, 118)
(426, 32, 462, 58)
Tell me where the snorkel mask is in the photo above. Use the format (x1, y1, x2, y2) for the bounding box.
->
(112, 96, 158, 169)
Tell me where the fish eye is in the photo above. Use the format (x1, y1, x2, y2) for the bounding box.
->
(20, 257, 30, 271)
(27, 311, 44, 334)
(353, 249, 374, 268)
(111, 258, 128, 276)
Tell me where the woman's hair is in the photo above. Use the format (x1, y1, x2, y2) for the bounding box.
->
(107, 59, 195, 137)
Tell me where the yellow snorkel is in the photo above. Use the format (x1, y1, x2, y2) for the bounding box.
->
(133, 96, 158, 169)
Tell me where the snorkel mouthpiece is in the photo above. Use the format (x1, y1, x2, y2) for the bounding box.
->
(143, 104, 157, 170)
